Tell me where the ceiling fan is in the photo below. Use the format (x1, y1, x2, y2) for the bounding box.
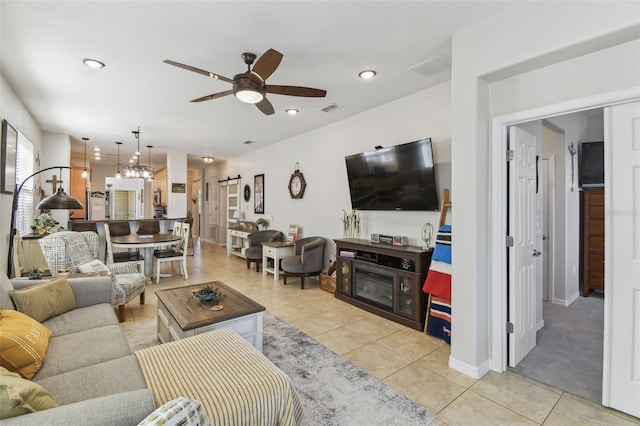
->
(164, 48, 327, 115)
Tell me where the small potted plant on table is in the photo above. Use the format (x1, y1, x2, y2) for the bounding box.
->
(194, 285, 224, 305)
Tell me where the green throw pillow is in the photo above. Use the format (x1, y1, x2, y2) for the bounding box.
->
(0, 366, 58, 419)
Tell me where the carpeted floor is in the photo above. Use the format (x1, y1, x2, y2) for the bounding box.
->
(122, 312, 436, 425)
(512, 292, 604, 403)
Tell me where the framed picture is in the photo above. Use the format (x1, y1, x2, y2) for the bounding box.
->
(171, 183, 186, 193)
(254, 174, 264, 214)
(1, 119, 18, 194)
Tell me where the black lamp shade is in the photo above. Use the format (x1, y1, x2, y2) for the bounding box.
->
(36, 187, 83, 210)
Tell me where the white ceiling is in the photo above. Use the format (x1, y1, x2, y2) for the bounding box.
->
(1, 1, 516, 168)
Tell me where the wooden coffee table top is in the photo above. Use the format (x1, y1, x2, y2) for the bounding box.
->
(156, 281, 265, 331)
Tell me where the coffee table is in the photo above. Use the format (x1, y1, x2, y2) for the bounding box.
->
(156, 281, 266, 350)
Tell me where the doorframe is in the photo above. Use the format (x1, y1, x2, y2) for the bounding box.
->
(540, 153, 555, 306)
(488, 87, 640, 400)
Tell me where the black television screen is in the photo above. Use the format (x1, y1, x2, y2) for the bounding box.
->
(579, 141, 604, 188)
(345, 138, 439, 211)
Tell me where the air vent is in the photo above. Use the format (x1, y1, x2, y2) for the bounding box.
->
(409, 56, 450, 77)
(320, 103, 341, 113)
(243, 140, 254, 145)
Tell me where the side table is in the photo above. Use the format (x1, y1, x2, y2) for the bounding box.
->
(262, 241, 295, 281)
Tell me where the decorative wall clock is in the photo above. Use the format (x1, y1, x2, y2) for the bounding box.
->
(288, 163, 306, 199)
(243, 184, 251, 202)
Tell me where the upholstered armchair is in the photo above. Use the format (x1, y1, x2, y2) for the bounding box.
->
(245, 230, 284, 272)
(39, 231, 145, 322)
(281, 236, 327, 289)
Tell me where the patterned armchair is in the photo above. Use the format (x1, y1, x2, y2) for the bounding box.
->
(38, 231, 145, 322)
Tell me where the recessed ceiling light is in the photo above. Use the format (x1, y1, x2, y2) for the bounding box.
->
(203, 156, 214, 163)
(358, 70, 376, 79)
(243, 140, 254, 145)
(93, 147, 101, 151)
(129, 159, 135, 163)
(286, 109, 299, 115)
(83, 58, 105, 69)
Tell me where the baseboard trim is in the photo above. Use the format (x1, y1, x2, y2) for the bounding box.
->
(537, 319, 545, 331)
(448, 355, 490, 379)
(553, 290, 580, 307)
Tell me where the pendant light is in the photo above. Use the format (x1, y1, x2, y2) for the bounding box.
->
(81, 137, 89, 179)
(123, 126, 154, 179)
(145, 145, 155, 182)
(115, 141, 122, 179)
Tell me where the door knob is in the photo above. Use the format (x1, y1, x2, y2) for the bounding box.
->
(532, 249, 541, 257)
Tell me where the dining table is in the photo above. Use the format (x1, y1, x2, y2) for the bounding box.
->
(110, 233, 182, 277)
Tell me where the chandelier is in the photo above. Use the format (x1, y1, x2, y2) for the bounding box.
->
(123, 127, 154, 181)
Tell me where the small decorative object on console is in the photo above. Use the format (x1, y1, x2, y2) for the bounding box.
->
(341, 210, 359, 238)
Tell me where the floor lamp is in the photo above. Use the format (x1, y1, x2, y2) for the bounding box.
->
(6, 166, 83, 276)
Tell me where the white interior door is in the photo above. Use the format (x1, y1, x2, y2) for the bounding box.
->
(603, 101, 640, 416)
(508, 125, 539, 367)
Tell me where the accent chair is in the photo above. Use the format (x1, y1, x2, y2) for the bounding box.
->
(281, 236, 327, 289)
(245, 230, 284, 272)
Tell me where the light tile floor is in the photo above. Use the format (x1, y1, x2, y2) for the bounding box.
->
(121, 242, 640, 425)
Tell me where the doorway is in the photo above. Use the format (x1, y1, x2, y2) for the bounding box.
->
(506, 110, 605, 402)
(113, 190, 136, 220)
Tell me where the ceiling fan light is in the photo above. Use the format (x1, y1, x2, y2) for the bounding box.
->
(235, 89, 263, 104)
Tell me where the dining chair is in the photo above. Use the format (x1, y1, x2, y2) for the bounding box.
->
(183, 217, 195, 256)
(104, 223, 145, 273)
(153, 222, 189, 284)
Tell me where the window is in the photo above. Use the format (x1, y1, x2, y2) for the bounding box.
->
(15, 132, 34, 235)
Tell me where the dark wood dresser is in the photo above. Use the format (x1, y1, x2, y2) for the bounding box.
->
(582, 188, 604, 296)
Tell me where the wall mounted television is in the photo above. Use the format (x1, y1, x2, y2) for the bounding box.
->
(579, 141, 604, 188)
(345, 138, 439, 211)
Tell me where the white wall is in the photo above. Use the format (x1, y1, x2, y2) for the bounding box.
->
(218, 82, 453, 261)
(0, 74, 43, 266)
(40, 132, 71, 228)
(166, 152, 187, 218)
(451, 1, 639, 376)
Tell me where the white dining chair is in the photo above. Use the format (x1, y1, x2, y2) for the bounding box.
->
(153, 222, 189, 284)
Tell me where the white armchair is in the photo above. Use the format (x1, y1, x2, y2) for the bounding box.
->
(39, 231, 145, 322)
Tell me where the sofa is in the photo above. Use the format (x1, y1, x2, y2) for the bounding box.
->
(0, 267, 155, 425)
(0, 266, 304, 425)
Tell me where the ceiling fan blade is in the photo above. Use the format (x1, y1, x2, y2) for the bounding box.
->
(266, 85, 327, 98)
(251, 48, 283, 81)
(164, 60, 234, 84)
(190, 90, 234, 103)
(256, 98, 275, 115)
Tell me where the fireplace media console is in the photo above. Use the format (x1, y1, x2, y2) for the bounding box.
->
(334, 238, 433, 331)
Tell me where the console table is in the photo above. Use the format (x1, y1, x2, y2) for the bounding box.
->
(334, 238, 432, 331)
(227, 229, 251, 258)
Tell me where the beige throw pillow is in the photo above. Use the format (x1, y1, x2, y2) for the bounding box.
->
(0, 366, 58, 419)
(8, 277, 77, 323)
(0, 310, 51, 379)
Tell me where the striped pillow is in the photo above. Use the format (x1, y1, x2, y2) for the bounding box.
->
(137, 397, 211, 426)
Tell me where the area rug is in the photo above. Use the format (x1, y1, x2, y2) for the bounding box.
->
(512, 294, 604, 403)
(122, 313, 436, 425)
